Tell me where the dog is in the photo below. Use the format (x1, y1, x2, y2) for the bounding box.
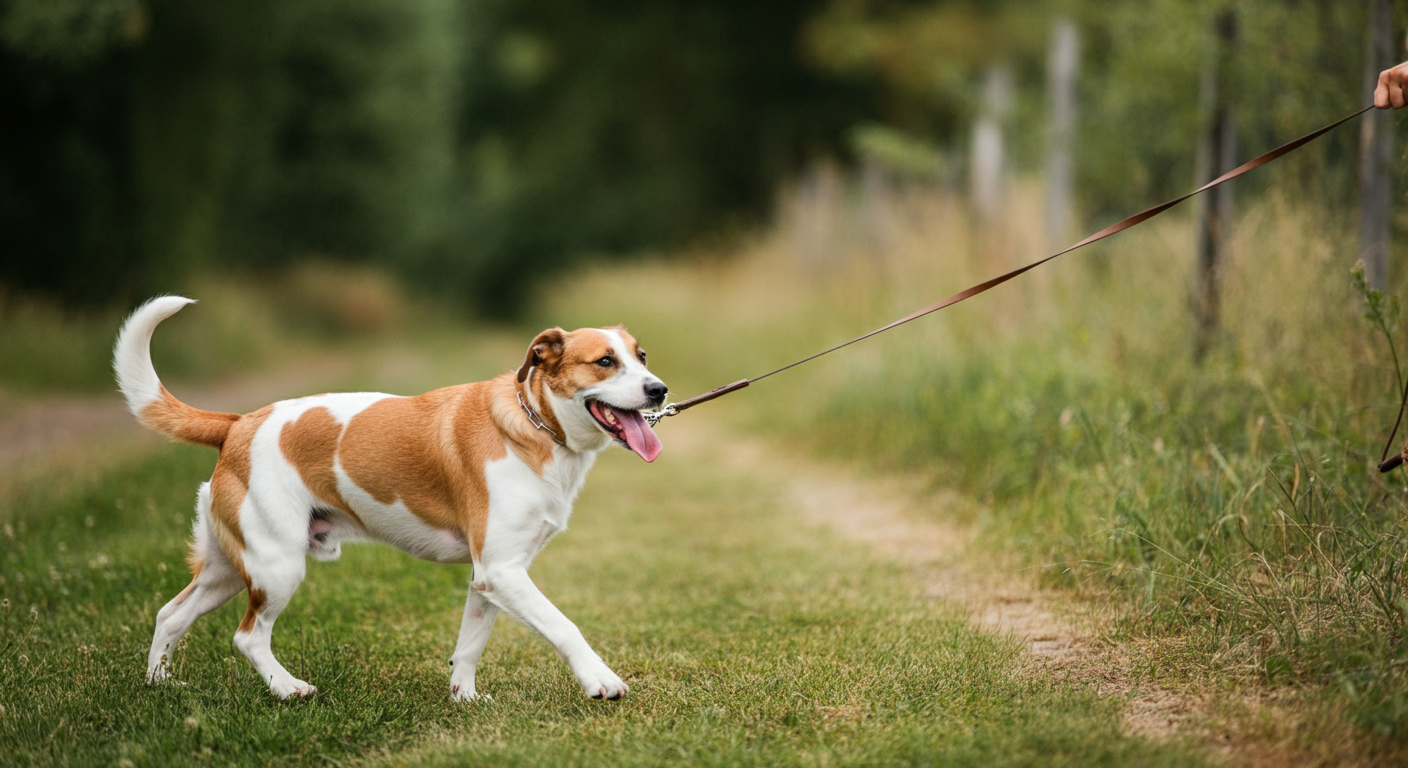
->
(114, 296, 667, 700)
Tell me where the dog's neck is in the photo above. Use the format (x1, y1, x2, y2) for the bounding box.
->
(517, 368, 567, 448)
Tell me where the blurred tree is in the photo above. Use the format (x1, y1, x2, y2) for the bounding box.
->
(2, 0, 1398, 315)
(428, 0, 871, 315)
(1193, 6, 1238, 362)
(0, 0, 871, 316)
(0, 0, 463, 306)
(0, 0, 149, 304)
(1360, 0, 1396, 291)
(803, 0, 1053, 173)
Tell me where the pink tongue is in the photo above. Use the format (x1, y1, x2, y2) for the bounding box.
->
(611, 405, 663, 462)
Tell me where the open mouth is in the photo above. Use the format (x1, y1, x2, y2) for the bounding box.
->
(587, 399, 663, 462)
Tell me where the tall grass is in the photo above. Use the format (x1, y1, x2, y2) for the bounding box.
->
(544, 176, 1408, 741)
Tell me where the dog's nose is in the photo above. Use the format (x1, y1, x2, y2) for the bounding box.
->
(644, 380, 668, 404)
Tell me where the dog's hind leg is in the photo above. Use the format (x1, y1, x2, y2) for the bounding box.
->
(147, 567, 244, 684)
(229, 489, 321, 699)
(148, 483, 244, 684)
(448, 578, 500, 701)
(231, 542, 313, 700)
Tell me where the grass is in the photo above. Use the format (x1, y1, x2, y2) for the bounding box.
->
(6, 165, 1407, 762)
(0, 333, 1207, 766)
(538, 179, 1408, 755)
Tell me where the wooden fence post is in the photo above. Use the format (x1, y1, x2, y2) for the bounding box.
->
(1360, 0, 1395, 292)
(1194, 8, 1237, 362)
(972, 65, 1011, 222)
(1046, 18, 1079, 254)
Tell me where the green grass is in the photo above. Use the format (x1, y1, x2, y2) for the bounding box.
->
(8, 175, 1406, 762)
(537, 185, 1408, 754)
(786, 209, 1408, 742)
(0, 339, 1208, 766)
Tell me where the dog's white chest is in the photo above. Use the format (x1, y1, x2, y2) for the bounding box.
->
(479, 447, 596, 564)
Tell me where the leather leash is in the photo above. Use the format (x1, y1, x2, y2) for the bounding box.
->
(646, 105, 1376, 427)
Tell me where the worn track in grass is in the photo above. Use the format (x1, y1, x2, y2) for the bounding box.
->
(665, 419, 1189, 732)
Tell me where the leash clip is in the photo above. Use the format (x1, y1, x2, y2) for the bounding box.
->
(643, 404, 677, 428)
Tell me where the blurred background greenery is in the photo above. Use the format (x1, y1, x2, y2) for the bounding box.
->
(1, 0, 1401, 319)
(5, 0, 1408, 750)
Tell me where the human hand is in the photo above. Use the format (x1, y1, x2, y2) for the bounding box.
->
(1376, 62, 1408, 108)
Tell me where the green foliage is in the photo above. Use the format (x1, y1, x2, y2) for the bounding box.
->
(797, 224, 1408, 737)
(0, 0, 870, 317)
(0, 0, 146, 65)
(421, 0, 871, 315)
(538, 180, 1408, 748)
(802, 0, 1398, 222)
(1, 0, 1400, 317)
(1074, 0, 1371, 219)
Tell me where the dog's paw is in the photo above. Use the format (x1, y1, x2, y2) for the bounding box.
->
(270, 678, 318, 700)
(450, 683, 492, 703)
(147, 663, 187, 687)
(574, 661, 629, 700)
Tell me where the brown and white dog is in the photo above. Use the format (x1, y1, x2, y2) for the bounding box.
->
(115, 296, 667, 701)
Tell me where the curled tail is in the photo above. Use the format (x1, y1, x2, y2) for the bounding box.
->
(113, 296, 239, 449)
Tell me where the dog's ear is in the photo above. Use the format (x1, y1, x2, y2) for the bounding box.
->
(517, 328, 566, 382)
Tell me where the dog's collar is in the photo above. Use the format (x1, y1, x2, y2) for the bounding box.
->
(517, 373, 565, 447)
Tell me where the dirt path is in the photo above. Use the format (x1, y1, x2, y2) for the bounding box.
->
(662, 417, 1206, 741)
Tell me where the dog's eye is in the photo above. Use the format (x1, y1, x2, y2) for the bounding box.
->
(637, 351, 647, 364)
(596, 355, 616, 368)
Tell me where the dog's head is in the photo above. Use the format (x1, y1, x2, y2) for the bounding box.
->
(517, 326, 667, 461)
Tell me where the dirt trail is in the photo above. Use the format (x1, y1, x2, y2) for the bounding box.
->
(662, 417, 1204, 743)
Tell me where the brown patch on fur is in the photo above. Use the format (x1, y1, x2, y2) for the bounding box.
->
(536, 328, 629, 399)
(335, 376, 559, 558)
(207, 405, 274, 564)
(498, 378, 555, 471)
(523, 371, 567, 447)
(518, 328, 566, 382)
(139, 386, 240, 449)
(238, 588, 266, 633)
(339, 387, 495, 557)
(278, 407, 362, 525)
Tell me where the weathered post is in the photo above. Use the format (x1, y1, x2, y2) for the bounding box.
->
(1360, 0, 1394, 292)
(1046, 18, 1079, 254)
(972, 65, 1011, 222)
(1194, 8, 1237, 362)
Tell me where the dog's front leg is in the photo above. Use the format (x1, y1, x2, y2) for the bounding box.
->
(478, 566, 628, 699)
(448, 582, 499, 701)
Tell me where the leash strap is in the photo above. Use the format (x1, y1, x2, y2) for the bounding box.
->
(652, 105, 1375, 421)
